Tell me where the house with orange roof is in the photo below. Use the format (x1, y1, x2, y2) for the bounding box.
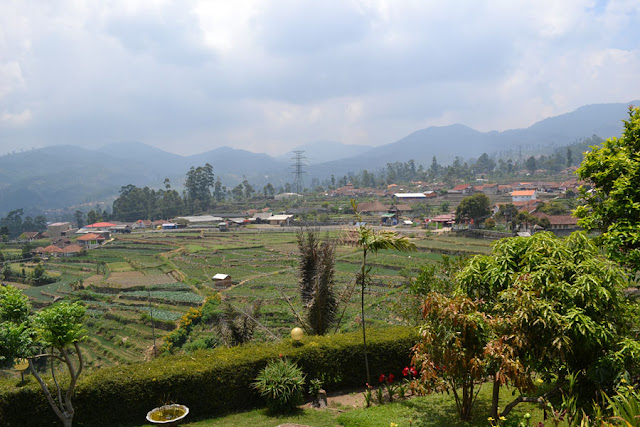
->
(511, 189, 537, 203)
(448, 184, 474, 194)
(77, 233, 105, 249)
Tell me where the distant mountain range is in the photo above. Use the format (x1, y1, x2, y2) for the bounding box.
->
(1, 100, 637, 215)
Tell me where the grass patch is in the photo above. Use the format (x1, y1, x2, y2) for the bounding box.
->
(138, 383, 547, 427)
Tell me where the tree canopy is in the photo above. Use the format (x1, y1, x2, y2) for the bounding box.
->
(0, 285, 87, 427)
(414, 232, 639, 421)
(574, 105, 640, 269)
(455, 193, 491, 225)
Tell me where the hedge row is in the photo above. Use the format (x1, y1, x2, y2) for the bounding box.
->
(0, 326, 417, 426)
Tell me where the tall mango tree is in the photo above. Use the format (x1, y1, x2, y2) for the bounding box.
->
(457, 232, 639, 419)
(351, 200, 416, 384)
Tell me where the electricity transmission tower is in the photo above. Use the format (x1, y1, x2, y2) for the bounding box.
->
(291, 151, 307, 194)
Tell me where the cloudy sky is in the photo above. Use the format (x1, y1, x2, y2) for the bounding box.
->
(1, 0, 639, 157)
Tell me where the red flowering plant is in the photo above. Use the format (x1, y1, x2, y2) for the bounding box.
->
(398, 366, 418, 398)
(379, 373, 398, 402)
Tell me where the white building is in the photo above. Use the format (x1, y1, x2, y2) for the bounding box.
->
(511, 190, 537, 202)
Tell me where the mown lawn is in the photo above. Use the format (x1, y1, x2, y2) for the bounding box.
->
(134, 382, 547, 427)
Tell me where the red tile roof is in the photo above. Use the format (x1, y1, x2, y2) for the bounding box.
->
(77, 233, 105, 241)
(87, 222, 117, 228)
(511, 190, 536, 196)
(452, 184, 471, 191)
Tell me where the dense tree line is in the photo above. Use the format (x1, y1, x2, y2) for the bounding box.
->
(0, 209, 48, 240)
(110, 164, 280, 221)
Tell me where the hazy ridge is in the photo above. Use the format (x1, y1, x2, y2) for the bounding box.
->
(1, 100, 637, 214)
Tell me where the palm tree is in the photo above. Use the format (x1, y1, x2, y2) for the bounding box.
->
(351, 200, 416, 384)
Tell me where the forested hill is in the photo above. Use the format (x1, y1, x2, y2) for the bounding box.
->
(0, 100, 638, 214)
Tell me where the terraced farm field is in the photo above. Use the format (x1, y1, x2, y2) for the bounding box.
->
(3, 226, 492, 371)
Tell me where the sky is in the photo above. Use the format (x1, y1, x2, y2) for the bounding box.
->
(1, 0, 639, 157)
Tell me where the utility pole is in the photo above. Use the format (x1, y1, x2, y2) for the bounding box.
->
(291, 150, 307, 194)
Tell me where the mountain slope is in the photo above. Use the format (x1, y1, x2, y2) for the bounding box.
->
(1, 100, 637, 214)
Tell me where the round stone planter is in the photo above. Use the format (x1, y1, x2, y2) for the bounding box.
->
(146, 404, 189, 425)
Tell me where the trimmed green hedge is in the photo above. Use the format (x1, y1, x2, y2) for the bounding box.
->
(0, 326, 417, 426)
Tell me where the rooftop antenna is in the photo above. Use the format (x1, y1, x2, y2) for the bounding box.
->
(291, 150, 307, 194)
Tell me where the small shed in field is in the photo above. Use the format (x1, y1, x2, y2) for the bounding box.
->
(212, 273, 232, 287)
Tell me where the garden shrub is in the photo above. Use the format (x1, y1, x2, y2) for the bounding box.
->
(253, 358, 305, 414)
(0, 326, 416, 426)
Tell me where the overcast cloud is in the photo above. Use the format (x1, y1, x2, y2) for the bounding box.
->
(1, 0, 639, 156)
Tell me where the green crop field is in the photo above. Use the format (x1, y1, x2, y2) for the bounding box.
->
(4, 227, 492, 369)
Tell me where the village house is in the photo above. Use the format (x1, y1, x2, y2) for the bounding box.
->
(356, 200, 389, 216)
(76, 233, 105, 249)
(268, 214, 294, 226)
(274, 192, 303, 201)
(511, 189, 537, 203)
(18, 231, 41, 242)
(428, 213, 456, 228)
(532, 212, 580, 236)
(47, 222, 72, 238)
(479, 183, 499, 195)
(448, 184, 474, 194)
(393, 193, 427, 202)
(132, 219, 153, 230)
(212, 273, 232, 287)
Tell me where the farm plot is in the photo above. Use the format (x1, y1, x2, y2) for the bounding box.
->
(10, 229, 494, 368)
(102, 271, 178, 288)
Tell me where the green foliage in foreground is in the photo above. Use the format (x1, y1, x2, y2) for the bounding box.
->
(575, 105, 640, 269)
(0, 326, 416, 426)
(253, 358, 306, 414)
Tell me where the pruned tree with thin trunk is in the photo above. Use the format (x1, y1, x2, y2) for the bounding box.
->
(0, 285, 86, 427)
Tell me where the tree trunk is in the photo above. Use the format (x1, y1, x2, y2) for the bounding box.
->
(491, 372, 501, 419)
(361, 249, 370, 385)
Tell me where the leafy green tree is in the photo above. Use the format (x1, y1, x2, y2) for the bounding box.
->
(351, 200, 416, 384)
(474, 152, 496, 174)
(0, 208, 23, 239)
(412, 293, 491, 420)
(185, 163, 215, 212)
(231, 184, 244, 200)
(458, 232, 638, 418)
(525, 156, 537, 174)
(73, 210, 85, 228)
(538, 200, 570, 215)
(86, 209, 100, 225)
(213, 178, 226, 202)
(22, 216, 35, 232)
(242, 179, 254, 199)
(160, 188, 184, 219)
(296, 231, 338, 335)
(574, 106, 640, 269)
(0, 285, 86, 427)
(263, 183, 275, 197)
(455, 193, 491, 226)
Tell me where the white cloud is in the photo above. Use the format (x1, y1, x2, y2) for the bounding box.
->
(0, 0, 639, 156)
